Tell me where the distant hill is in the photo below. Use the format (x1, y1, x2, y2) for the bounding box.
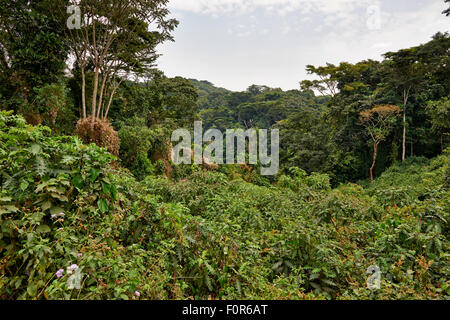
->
(188, 78, 329, 131)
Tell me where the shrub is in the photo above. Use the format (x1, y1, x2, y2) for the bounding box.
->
(118, 117, 155, 180)
(1, 111, 448, 300)
(75, 117, 120, 156)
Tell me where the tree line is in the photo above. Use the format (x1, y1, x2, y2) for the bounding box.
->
(0, 0, 448, 185)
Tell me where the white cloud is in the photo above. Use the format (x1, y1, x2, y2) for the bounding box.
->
(313, 1, 449, 69)
(159, 0, 449, 91)
(169, 0, 379, 38)
(372, 42, 392, 49)
(169, 0, 373, 18)
(228, 24, 256, 37)
(282, 25, 291, 34)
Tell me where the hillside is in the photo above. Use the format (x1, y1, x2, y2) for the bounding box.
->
(1, 111, 448, 299)
(0, 0, 449, 302)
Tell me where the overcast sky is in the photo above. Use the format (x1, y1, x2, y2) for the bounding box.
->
(157, 0, 449, 91)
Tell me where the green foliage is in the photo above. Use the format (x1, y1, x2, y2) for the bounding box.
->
(0, 112, 449, 300)
(118, 117, 155, 180)
(193, 80, 327, 132)
(426, 96, 450, 150)
(302, 33, 450, 183)
(0, 2, 449, 301)
(276, 109, 330, 175)
(115, 75, 198, 128)
(0, 0, 68, 112)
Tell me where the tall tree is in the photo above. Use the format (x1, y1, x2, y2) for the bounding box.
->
(116, 73, 198, 126)
(59, 0, 178, 123)
(276, 108, 330, 175)
(383, 48, 425, 161)
(360, 105, 401, 183)
(0, 0, 67, 112)
(300, 64, 340, 97)
(426, 96, 450, 152)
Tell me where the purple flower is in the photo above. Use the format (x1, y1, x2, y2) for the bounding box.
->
(77, 253, 82, 258)
(67, 264, 79, 274)
(134, 291, 141, 297)
(51, 214, 57, 219)
(56, 269, 64, 278)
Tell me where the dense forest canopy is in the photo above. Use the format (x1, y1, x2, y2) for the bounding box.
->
(189, 32, 450, 184)
(0, 1, 448, 183)
(0, 0, 449, 301)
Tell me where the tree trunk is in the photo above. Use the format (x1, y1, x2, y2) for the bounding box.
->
(91, 21, 99, 123)
(402, 88, 410, 162)
(97, 75, 107, 119)
(91, 66, 99, 123)
(402, 109, 406, 161)
(370, 142, 379, 184)
(103, 81, 122, 120)
(81, 66, 86, 119)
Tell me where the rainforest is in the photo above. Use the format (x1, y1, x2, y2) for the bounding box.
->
(0, 0, 449, 300)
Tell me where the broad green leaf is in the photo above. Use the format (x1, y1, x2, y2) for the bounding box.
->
(27, 283, 38, 297)
(36, 224, 51, 234)
(110, 184, 117, 202)
(42, 201, 52, 211)
(35, 182, 49, 193)
(50, 193, 68, 202)
(102, 182, 111, 194)
(20, 181, 29, 191)
(50, 206, 64, 215)
(89, 168, 100, 182)
(72, 174, 84, 189)
(0, 205, 19, 215)
(97, 199, 109, 213)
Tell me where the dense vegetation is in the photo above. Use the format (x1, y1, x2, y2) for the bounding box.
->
(0, 111, 448, 299)
(0, 0, 449, 300)
(190, 32, 450, 185)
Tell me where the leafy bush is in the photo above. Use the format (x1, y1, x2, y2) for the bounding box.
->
(0, 111, 166, 299)
(118, 117, 155, 180)
(1, 111, 448, 300)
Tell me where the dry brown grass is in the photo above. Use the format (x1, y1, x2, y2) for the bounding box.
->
(75, 117, 120, 156)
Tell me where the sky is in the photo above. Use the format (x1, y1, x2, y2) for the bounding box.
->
(156, 0, 450, 92)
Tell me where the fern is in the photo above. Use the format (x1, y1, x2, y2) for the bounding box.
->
(34, 156, 48, 177)
(2, 170, 24, 190)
